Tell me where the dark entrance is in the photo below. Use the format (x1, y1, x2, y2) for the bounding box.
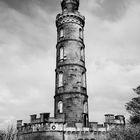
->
(83, 114, 88, 127)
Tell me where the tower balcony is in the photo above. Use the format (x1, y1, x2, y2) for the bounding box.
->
(56, 12, 85, 28)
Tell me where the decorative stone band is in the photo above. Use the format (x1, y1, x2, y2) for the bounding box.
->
(56, 13, 85, 28)
(56, 87, 87, 95)
(56, 38, 85, 48)
(54, 92, 88, 98)
(56, 63, 87, 72)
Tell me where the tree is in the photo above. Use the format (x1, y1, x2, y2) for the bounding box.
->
(125, 86, 140, 124)
(0, 125, 16, 140)
(109, 124, 140, 140)
(108, 86, 140, 139)
(0, 130, 5, 140)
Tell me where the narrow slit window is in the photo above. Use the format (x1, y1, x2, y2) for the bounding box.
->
(60, 47, 64, 60)
(82, 72, 86, 88)
(83, 114, 88, 127)
(80, 47, 84, 61)
(58, 72, 63, 87)
(79, 28, 83, 39)
(84, 102, 88, 113)
(58, 101, 63, 113)
(60, 28, 64, 38)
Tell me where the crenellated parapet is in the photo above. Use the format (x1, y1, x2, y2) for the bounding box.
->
(17, 113, 110, 135)
(104, 114, 125, 125)
(17, 113, 94, 135)
(104, 114, 125, 131)
(17, 113, 125, 140)
(17, 113, 65, 134)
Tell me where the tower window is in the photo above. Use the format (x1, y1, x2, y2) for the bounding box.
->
(83, 114, 88, 127)
(79, 28, 83, 39)
(58, 101, 63, 113)
(80, 47, 84, 61)
(60, 47, 64, 61)
(82, 72, 86, 88)
(84, 102, 88, 113)
(60, 28, 64, 38)
(59, 47, 66, 61)
(58, 72, 63, 87)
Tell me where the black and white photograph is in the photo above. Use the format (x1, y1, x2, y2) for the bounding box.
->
(0, 0, 140, 139)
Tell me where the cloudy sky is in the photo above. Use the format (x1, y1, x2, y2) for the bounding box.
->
(0, 0, 140, 129)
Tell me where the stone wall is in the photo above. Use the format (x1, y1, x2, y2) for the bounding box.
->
(17, 131, 107, 140)
(17, 131, 63, 140)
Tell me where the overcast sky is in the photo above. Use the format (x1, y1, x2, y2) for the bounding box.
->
(0, 0, 140, 129)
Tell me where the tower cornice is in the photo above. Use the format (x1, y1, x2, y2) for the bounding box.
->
(54, 92, 88, 99)
(56, 39, 85, 48)
(56, 12, 85, 28)
(55, 63, 86, 72)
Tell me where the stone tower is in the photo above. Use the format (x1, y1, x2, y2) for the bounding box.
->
(16, 1, 126, 140)
(55, 0, 89, 127)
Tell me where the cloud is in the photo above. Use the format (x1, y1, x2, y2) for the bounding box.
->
(0, 0, 57, 128)
(81, 0, 140, 21)
(0, 0, 60, 16)
(88, 60, 140, 123)
(94, 0, 130, 21)
(85, 1, 140, 122)
(85, 1, 140, 65)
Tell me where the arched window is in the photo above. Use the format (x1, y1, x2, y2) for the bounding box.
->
(80, 47, 84, 61)
(58, 72, 63, 87)
(58, 101, 63, 113)
(79, 28, 83, 39)
(60, 28, 64, 38)
(60, 47, 64, 61)
(82, 72, 86, 88)
(84, 102, 88, 113)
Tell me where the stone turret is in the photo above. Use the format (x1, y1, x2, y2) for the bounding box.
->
(104, 114, 125, 131)
(17, 120, 22, 130)
(115, 115, 125, 125)
(30, 114, 37, 123)
(105, 114, 115, 124)
(61, 0, 79, 12)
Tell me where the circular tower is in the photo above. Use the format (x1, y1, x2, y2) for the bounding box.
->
(54, 0, 89, 127)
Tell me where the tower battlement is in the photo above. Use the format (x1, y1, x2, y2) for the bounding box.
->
(17, 113, 125, 136)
